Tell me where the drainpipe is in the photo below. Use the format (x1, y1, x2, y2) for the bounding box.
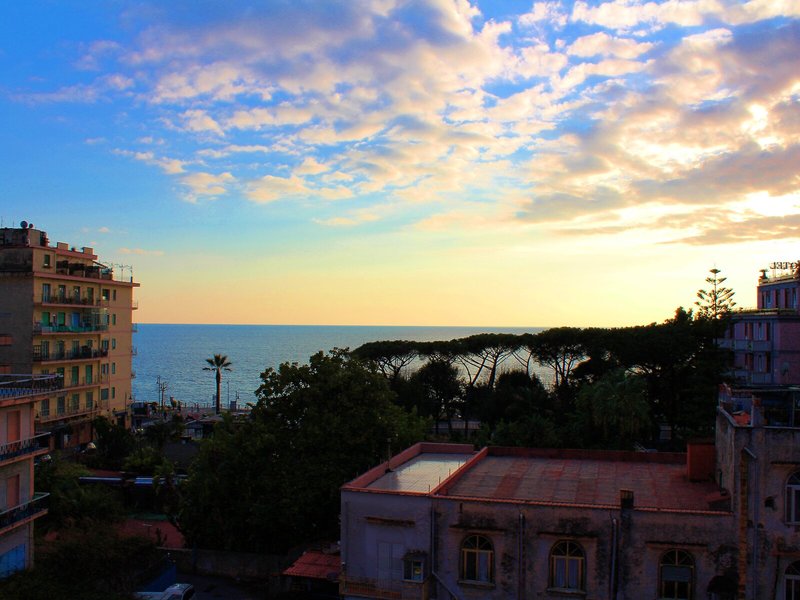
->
(518, 512, 525, 600)
(431, 504, 461, 600)
(609, 516, 619, 600)
(743, 446, 759, 600)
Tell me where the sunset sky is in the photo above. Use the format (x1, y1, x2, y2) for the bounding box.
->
(1, 1, 798, 326)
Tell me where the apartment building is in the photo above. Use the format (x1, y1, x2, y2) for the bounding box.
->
(0, 374, 53, 578)
(721, 261, 800, 386)
(0, 223, 138, 449)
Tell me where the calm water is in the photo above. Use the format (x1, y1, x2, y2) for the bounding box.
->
(132, 324, 544, 407)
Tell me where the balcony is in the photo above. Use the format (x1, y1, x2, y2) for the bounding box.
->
(340, 577, 402, 600)
(37, 403, 103, 424)
(34, 323, 109, 335)
(55, 261, 113, 280)
(38, 295, 101, 307)
(0, 374, 63, 399)
(32, 346, 108, 362)
(62, 374, 108, 390)
(0, 493, 49, 534)
(0, 433, 50, 463)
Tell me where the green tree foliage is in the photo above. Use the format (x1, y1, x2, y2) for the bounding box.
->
(180, 349, 428, 553)
(0, 528, 159, 600)
(204, 353, 232, 414)
(696, 268, 736, 320)
(410, 358, 463, 435)
(575, 369, 650, 449)
(89, 416, 136, 470)
(36, 454, 125, 529)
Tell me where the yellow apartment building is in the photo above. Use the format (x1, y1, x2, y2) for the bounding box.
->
(0, 374, 53, 577)
(0, 223, 138, 449)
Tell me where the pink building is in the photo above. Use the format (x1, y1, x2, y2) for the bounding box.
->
(721, 262, 800, 386)
(0, 374, 54, 578)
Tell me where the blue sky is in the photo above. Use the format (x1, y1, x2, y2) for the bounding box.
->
(1, 1, 798, 325)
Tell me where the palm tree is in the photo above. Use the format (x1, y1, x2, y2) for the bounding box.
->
(203, 354, 232, 414)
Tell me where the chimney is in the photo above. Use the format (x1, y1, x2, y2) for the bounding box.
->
(620, 489, 634, 510)
(687, 439, 715, 481)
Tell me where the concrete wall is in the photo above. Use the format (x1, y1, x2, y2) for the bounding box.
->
(431, 498, 734, 600)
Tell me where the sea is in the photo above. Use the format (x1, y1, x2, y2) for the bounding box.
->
(131, 324, 545, 408)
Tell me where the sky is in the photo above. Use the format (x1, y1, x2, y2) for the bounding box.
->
(1, 1, 798, 327)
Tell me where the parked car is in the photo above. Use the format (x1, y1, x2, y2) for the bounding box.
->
(136, 583, 195, 600)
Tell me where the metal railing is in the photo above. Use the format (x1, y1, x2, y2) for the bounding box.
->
(0, 493, 49, 531)
(34, 323, 109, 335)
(0, 374, 63, 398)
(39, 296, 102, 307)
(0, 433, 51, 463)
(37, 403, 104, 423)
(32, 346, 108, 362)
(62, 374, 109, 389)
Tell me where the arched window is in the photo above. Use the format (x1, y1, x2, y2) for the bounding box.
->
(549, 541, 585, 591)
(787, 472, 800, 523)
(660, 549, 694, 600)
(785, 561, 800, 600)
(460, 535, 493, 583)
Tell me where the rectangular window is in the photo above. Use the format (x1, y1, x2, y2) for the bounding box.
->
(111, 387, 116, 399)
(111, 362, 116, 375)
(101, 363, 108, 375)
(42, 283, 51, 302)
(72, 286, 80, 302)
(57, 396, 65, 416)
(85, 364, 93, 383)
(102, 339, 109, 351)
(86, 391, 93, 410)
(40, 399, 50, 417)
(71, 366, 80, 386)
(57, 285, 66, 301)
(41, 311, 51, 326)
(112, 313, 117, 326)
(86, 287, 94, 304)
(112, 289, 117, 301)
(70, 394, 80, 412)
(71, 340, 79, 357)
(102, 288, 110, 301)
(43, 253, 51, 268)
(101, 389, 109, 401)
(57, 312, 66, 326)
(111, 338, 116, 350)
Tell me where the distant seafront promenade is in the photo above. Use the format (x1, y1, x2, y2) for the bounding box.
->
(132, 324, 544, 407)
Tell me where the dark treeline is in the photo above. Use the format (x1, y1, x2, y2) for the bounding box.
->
(352, 306, 728, 451)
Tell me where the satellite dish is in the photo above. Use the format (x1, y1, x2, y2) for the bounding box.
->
(20, 220, 27, 228)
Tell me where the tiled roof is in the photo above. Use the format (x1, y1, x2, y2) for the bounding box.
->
(283, 550, 340, 580)
(441, 452, 722, 512)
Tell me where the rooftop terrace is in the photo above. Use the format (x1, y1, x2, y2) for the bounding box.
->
(439, 448, 723, 512)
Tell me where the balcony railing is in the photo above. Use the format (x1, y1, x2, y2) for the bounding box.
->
(39, 296, 102, 307)
(0, 374, 63, 399)
(37, 403, 104, 423)
(0, 493, 49, 531)
(0, 433, 51, 463)
(32, 346, 108, 362)
(62, 374, 109, 389)
(34, 323, 109, 335)
(340, 577, 401, 600)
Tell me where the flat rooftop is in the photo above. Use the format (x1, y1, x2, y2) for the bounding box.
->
(441, 452, 722, 511)
(367, 453, 472, 493)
